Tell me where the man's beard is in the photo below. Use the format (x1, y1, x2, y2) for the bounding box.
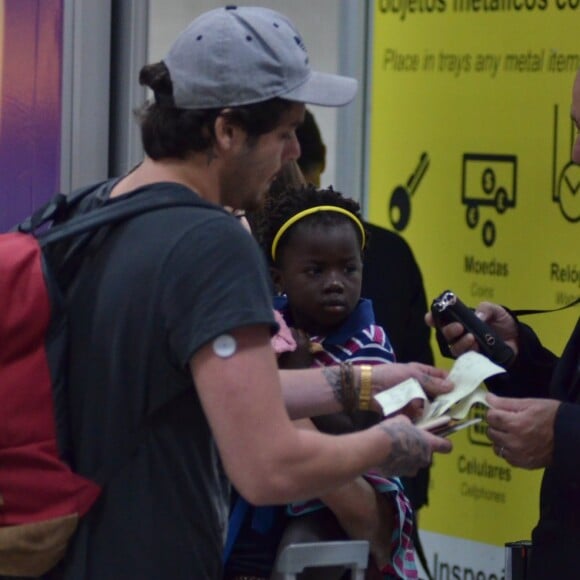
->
(223, 185, 267, 213)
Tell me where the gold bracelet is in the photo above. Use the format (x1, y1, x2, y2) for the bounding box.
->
(358, 364, 373, 411)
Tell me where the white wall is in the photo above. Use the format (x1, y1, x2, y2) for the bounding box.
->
(148, 0, 341, 189)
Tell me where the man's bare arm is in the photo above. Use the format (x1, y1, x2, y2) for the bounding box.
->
(191, 325, 452, 506)
(280, 362, 453, 420)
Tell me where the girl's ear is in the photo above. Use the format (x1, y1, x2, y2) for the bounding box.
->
(271, 266, 284, 296)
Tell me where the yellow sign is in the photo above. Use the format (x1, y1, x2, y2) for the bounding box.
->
(367, 0, 579, 574)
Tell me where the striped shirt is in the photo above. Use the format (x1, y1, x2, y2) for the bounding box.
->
(274, 296, 396, 366)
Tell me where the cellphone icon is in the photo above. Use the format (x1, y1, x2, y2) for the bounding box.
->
(467, 404, 491, 446)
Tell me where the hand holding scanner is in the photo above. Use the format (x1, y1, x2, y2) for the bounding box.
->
(431, 290, 515, 368)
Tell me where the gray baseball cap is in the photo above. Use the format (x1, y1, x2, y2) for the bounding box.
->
(163, 5, 357, 109)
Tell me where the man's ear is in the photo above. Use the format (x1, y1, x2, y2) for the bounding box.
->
(271, 266, 284, 296)
(214, 111, 244, 152)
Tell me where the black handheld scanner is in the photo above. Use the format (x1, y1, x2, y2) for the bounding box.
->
(431, 290, 515, 368)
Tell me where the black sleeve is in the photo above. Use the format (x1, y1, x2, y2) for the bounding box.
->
(361, 223, 434, 365)
(486, 319, 558, 398)
(553, 402, 580, 482)
(160, 215, 277, 367)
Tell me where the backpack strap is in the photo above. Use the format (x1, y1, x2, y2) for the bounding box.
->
(37, 184, 223, 246)
(15, 182, 108, 234)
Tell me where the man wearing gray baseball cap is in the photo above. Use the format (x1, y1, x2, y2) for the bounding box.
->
(51, 6, 452, 579)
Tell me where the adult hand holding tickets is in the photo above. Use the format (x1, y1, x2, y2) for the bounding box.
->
(362, 361, 454, 418)
(374, 351, 507, 434)
(375, 414, 453, 477)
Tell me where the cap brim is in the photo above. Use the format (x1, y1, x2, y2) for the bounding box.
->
(283, 71, 358, 107)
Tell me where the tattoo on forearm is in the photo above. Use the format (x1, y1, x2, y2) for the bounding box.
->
(378, 423, 430, 476)
(323, 367, 343, 406)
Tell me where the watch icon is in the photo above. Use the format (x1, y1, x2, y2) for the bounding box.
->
(552, 104, 580, 223)
(555, 161, 580, 222)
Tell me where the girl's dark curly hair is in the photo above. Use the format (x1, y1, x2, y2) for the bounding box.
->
(253, 184, 367, 266)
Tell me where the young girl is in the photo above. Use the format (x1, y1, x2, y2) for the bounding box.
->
(251, 184, 418, 579)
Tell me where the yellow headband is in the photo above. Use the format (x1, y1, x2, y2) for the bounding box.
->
(271, 205, 366, 261)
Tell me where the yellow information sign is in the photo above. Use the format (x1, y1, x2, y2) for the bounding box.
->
(367, 0, 579, 576)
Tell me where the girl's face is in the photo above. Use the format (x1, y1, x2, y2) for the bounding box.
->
(274, 220, 363, 336)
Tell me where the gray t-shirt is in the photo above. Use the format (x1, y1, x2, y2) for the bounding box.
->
(54, 182, 276, 580)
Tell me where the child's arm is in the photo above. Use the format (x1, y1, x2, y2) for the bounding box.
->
(293, 418, 395, 573)
(318, 474, 395, 572)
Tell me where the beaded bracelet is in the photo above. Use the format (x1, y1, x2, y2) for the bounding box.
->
(340, 361, 357, 416)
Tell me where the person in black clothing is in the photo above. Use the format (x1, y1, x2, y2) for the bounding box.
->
(425, 68, 580, 578)
(428, 301, 579, 579)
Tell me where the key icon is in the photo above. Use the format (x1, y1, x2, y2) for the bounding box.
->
(389, 152, 430, 231)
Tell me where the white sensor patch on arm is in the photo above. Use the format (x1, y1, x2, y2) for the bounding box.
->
(212, 334, 237, 358)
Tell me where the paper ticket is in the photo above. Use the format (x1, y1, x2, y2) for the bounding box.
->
(374, 378, 427, 416)
(444, 383, 490, 420)
(374, 351, 506, 424)
(424, 351, 505, 418)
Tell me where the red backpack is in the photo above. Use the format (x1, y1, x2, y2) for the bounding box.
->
(0, 184, 211, 576)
